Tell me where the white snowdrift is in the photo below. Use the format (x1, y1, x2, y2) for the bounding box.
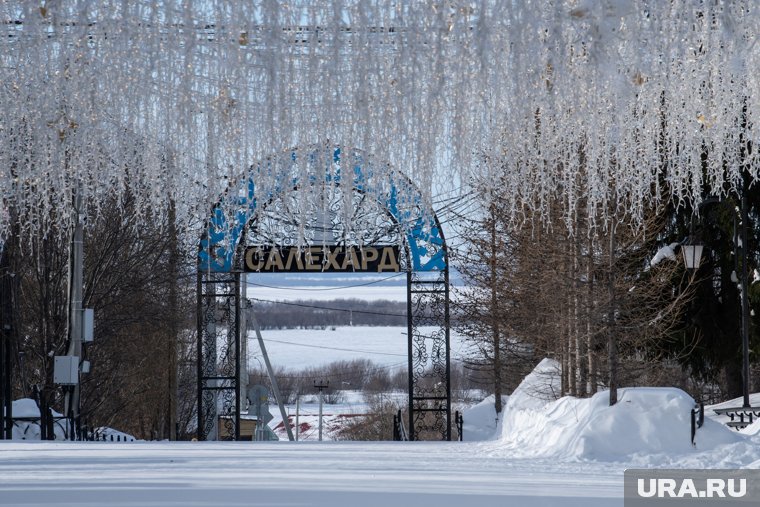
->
(740, 418, 760, 436)
(10, 398, 136, 441)
(505, 357, 562, 411)
(12, 398, 40, 418)
(499, 360, 746, 462)
(460, 394, 508, 441)
(11, 398, 68, 441)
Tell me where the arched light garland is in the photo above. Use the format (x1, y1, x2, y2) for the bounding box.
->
(1, 0, 757, 242)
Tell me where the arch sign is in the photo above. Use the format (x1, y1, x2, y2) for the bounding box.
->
(243, 245, 401, 273)
(197, 145, 451, 441)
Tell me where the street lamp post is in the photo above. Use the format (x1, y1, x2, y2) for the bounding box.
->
(738, 194, 751, 409)
(314, 380, 329, 442)
(681, 244, 704, 271)
(688, 196, 752, 408)
(0, 241, 14, 440)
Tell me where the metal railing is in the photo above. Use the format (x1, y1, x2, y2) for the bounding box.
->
(713, 406, 760, 430)
(392, 409, 464, 441)
(690, 402, 704, 445)
(11, 412, 136, 442)
(11, 415, 68, 440)
(392, 409, 408, 441)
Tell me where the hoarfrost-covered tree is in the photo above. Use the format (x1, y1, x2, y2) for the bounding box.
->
(1, 1, 760, 242)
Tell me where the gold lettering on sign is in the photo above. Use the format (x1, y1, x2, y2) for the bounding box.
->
(324, 246, 342, 270)
(245, 248, 264, 271)
(305, 246, 322, 270)
(378, 246, 400, 272)
(285, 247, 304, 270)
(244, 245, 400, 272)
(264, 249, 285, 271)
(361, 247, 379, 270)
(342, 247, 360, 270)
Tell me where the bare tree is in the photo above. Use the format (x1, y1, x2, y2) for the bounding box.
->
(454, 173, 697, 405)
(13, 194, 196, 439)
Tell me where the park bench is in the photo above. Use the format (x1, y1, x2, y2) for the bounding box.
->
(712, 407, 760, 430)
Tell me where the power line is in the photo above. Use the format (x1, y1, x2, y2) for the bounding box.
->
(248, 297, 407, 318)
(255, 337, 407, 357)
(246, 272, 406, 291)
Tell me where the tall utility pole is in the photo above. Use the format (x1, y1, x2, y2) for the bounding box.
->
(249, 310, 294, 441)
(295, 396, 300, 441)
(64, 186, 84, 440)
(739, 193, 751, 408)
(608, 220, 618, 407)
(0, 236, 15, 440)
(167, 201, 179, 440)
(488, 204, 502, 414)
(314, 380, 329, 441)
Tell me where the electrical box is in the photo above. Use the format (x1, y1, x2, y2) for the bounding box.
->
(54, 356, 79, 385)
(82, 308, 94, 342)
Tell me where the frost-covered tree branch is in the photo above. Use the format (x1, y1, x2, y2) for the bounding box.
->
(1, 1, 758, 241)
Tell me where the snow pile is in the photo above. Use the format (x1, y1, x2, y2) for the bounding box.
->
(499, 361, 746, 462)
(12, 398, 40, 418)
(506, 358, 562, 410)
(11, 399, 68, 441)
(740, 418, 760, 436)
(10, 398, 136, 441)
(460, 395, 508, 442)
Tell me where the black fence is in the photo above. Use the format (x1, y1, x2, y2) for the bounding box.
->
(392, 410, 408, 441)
(690, 402, 704, 445)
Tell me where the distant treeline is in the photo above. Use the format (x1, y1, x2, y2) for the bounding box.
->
(249, 358, 483, 406)
(250, 298, 407, 329)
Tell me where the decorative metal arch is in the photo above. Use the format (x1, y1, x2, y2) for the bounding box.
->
(197, 145, 450, 441)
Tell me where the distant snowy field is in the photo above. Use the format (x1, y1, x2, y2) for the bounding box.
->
(246, 272, 410, 302)
(243, 274, 470, 370)
(249, 284, 408, 302)
(246, 271, 463, 301)
(268, 390, 403, 441)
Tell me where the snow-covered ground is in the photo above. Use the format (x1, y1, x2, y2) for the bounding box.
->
(0, 441, 622, 507)
(493, 359, 760, 467)
(4, 360, 760, 506)
(244, 276, 469, 370)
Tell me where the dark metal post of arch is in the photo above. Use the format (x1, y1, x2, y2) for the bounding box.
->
(406, 226, 451, 441)
(197, 271, 241, 441)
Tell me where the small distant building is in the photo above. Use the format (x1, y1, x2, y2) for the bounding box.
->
(218, 414, 278, 441)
